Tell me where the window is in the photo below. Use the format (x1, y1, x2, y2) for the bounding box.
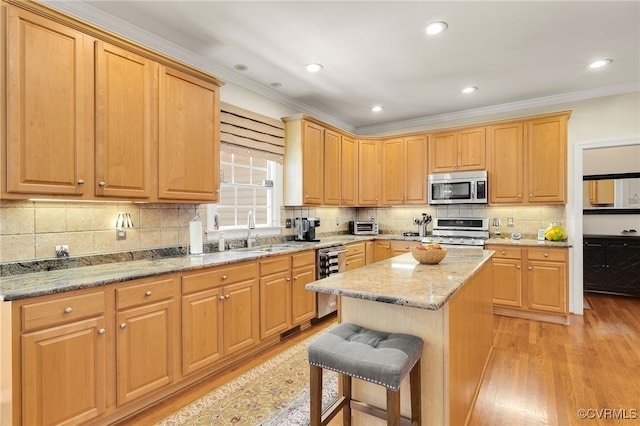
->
(207, 150, 282, 239)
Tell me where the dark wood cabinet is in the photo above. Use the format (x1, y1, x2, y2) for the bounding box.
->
(584, 235, 640, 296)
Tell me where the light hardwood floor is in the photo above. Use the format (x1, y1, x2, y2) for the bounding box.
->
(119, 294, 639, 425)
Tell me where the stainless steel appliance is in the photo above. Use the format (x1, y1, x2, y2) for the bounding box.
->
(315, 245, 347, 318)
(421, 217, 489, 248)
(428, 170, 488, 204)
(348, 220, 379, 235)
(294, 217, 321, 242)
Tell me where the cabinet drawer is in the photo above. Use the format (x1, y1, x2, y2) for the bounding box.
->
(390, 240, 414, 252)
(22, 291, 105, 332)
(117, 276, 177, 310)
(527, 248, 567, 262)
(486, 245, 522, 260)
(182, 261, 258, 294)
(345, 242, 366, 256)
(260, 255, 290, 275)
(292, 250, 315, 268)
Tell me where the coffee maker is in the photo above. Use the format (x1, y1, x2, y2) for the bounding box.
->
(294, 217, 321, 242)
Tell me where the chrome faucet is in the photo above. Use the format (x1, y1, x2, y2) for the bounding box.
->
(247, 210, 256, 248)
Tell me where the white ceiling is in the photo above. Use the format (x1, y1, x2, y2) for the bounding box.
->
(48, 1, 640, 133)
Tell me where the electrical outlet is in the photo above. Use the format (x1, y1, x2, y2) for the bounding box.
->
(507, 217, 514, 226)
(55, 245, 69, 258)
(336, 217, 340, 225)
(285, 218, 292, 228)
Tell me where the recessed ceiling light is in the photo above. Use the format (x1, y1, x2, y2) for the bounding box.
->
(234, 64, 248, 71)
(371, 106, 383, 112)
(425, 21, 448, 35)
(305, 63, 323, 72)
(589, 59, 613, 69)
(462, 86, 478, 94)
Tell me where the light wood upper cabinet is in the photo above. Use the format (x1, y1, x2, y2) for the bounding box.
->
(429, 127, 485, 173)
(589, 180, 615, 205)
(358, 139, 380, 205)
(95, 41, 156, 199)
(158, 66, 220, 202)
(283, 118, 324, 205)
(381, 135, 427, 205)
(340, 135, 358, 206)
(526, 115, 567, 204)
(5, 6, 92, 197)
(323, 129, 341, 205)
(488, 114, 568, 204)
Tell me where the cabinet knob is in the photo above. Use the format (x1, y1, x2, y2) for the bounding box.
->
(518, 194, 522, 198)
(219, 295, 225, 301)
(293, 276, 298, 280)
(517, 265, 521, 269)
(221, 275, 228, 280)
(64, 307, 73, 313)
(145, 290, 152, 296)
(99, 181, 106, 187)
(529, 193, 533, 198)
(120, 323, 127, 329)
(98, 328, 106, 335)
(544, 253, 549, 257)
(501, 250, 506, 255)
(225, 294, 230, 299)
(624, 243, 628, 247)
(286, 277, 291, 281)
(528, 266, 533, 270)
(77, 179, 85, 185)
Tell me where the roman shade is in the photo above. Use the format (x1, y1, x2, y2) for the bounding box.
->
(220, 102, 285, 163)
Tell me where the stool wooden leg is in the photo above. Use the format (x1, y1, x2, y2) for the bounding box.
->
(386, 388, 401, 426)
(342, 374, 352, 426)
(410, 359, 421, 426)
(310, 365, 323, 426)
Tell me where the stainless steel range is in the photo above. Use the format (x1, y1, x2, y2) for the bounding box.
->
(421, 217, 489, 248)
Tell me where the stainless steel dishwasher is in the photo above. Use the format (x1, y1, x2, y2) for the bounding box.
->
(315, 245, 347, 318)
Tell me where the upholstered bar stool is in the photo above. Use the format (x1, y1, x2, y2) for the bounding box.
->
(308, 322, 423, 426)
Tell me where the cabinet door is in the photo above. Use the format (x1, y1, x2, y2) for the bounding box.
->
(404, 135, 428, 204)
(302, 121, 324, 205)
(116, 299, 175, 405)
(95, 41, 155, 199)
(6, 7, 91, 196)
(527, 260, 567, 314)
(583, 240, 606, 292)
(526, 116, 567, 203)
(606, 241, 640, 296)
(457, 127, 486, 171)
(341, 135, 358, 206)
(428, 132, 458, 173)
(182, 287, 224, 376)
(588, 180, 615, 205)
(374, 241, 392, 262)
(488, 122, 524, 203)
(158, 66, 220, 201)
(358, 139, 379, 205)
(22, 317, 106, 426)
(260, 271, 291, 339)
(492, 258, 522, 307)
(323, 129, 341, 205)
(365, 241, 375, 265)
(291, 263, 317, 324)
(223, 280, 259, 355)
(381, 138, 405, 205)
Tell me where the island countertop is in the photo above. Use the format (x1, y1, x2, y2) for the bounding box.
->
(306, 248, 494, 310)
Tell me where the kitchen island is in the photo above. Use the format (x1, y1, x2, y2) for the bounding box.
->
(306, 248, 494, 426)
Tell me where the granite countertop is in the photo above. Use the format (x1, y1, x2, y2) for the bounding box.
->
(0, 234, 419, 302)
(485, 237, 572, 248)
(306, 248, 493, 311)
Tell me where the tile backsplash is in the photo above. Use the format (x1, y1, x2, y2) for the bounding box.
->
(1, 200, 565, 264)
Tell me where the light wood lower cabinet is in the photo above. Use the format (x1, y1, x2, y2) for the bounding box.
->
(115, 275, 179, 406)
(259, 250, 316, 340)
(487, 244, 568, 323)
(345, 242, 366, 271)
(373, 239, 416, 262)
(181, 261, 259, 375)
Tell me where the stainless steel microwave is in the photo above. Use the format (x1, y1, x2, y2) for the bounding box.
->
(428, 170, 488, 204)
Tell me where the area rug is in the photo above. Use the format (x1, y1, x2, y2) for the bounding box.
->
(156, 332, 338, 426)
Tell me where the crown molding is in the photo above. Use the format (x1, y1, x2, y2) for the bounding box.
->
(356, 83, 640, 135)
(39, 1, 640, 137)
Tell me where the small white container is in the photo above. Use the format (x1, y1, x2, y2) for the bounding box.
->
(218, 233, 225, 252)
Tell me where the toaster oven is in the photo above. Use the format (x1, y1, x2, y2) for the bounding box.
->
(349, 220, 379, 235)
